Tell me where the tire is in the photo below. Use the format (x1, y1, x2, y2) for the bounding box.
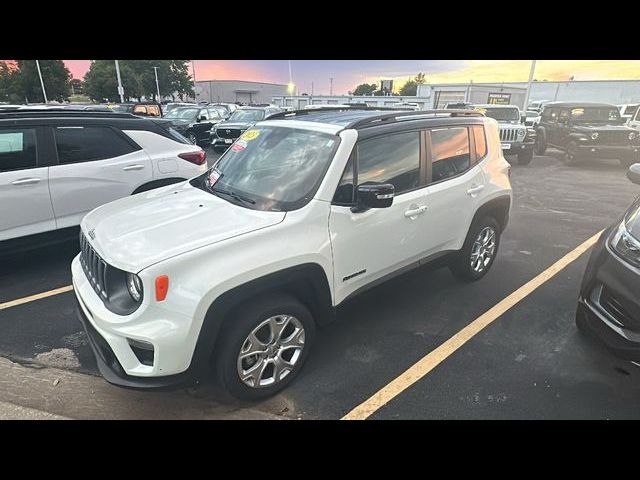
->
(563, 141, 581, 166)
(517, 148, 533, 165)
(534, 129, 547, 155)
(449, 216, 501, 282)
(214, 293, 316, 401)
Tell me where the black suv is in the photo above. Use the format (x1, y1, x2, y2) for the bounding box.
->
(211, 106, 282, 151)
(535, 102, 640, 167)
(162, 105, 225, 146)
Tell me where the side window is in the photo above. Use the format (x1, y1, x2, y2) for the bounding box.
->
(55, 126, 140, 164)
(472, 125, 487, 161)
(208, 108, 220, 120)
(333, 155, 355, 205)
(558, 109, 569, 123)
(357, 131, 421, 195)
(548, 108, 558, 123)
(430, 127, 471, 183)
(199, 109, 209, 120)
(133, 105, 148, 115)
(147, 105, 160, 116)
(0, 128, 37, 172)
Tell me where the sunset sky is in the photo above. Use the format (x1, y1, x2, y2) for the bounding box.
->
(63, 60, 640, 95)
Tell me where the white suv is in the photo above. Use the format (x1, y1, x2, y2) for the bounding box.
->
(0, 109, 207, 246)
(72, 108, 512, 400)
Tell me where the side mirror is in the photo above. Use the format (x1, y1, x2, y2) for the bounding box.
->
(628, 163, 640, 185)
(352, 183, 394, 212)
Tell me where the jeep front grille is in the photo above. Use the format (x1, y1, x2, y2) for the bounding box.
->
(500, 128, 520, 142)
(216, 128, 242, 139)
(597, 131, 631, 145)
(79, 231, 109, 300)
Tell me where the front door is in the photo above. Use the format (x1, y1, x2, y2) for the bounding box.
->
(329, 130, 429, 304)
(0, 127, 55, 240)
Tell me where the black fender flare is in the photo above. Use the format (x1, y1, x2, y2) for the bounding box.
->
(470, 195, 511, 233)
(189, 263, 334, 376)
(132, 177, 187, 194)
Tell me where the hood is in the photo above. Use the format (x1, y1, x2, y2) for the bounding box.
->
(215, 121, 255, 130)
(82, 181, 286, 273)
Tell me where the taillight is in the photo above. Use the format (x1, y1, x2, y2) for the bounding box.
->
(178, 150, 206, 165)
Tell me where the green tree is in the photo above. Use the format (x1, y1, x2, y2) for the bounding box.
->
(349, 83, 377, 96)
(69, 78, 83, 95)
(12, 60, 71, 103)
(399, 80, 418, 96)
(415, 72, 426, 84)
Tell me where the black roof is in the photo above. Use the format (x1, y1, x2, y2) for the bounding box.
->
(266, 107, 483, 130)
(543, 101, 618, 109)
(0, 109, 140, 120)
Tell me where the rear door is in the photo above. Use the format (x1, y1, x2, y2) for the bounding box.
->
(418, 125, 487, 254)
(0, 126, 56, 240)
(48, 125, 153, 229)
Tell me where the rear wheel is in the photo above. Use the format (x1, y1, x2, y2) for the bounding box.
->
(450, 216, 501, 282)
(215, 293, 316, 401)
(517, 148, 533, 165)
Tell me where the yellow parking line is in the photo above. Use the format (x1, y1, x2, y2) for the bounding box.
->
(0, 285, 74, 311)
(342, 230, 603, 420)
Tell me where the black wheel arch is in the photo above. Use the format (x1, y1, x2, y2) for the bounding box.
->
(190, 263, 334, 376)
(132, 177, 187, 194)
(471, 195, 511, 233)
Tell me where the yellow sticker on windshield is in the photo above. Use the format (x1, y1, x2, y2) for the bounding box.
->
(240, 129, 260, 141)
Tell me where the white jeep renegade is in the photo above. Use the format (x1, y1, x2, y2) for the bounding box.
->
(72, 108, 512, 400)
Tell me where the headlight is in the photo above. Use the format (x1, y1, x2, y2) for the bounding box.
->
(609, 222, 640, 268)
(629, 131, 638, 140)
(126, 273, 143, 302)
(591, 132, 599, 140)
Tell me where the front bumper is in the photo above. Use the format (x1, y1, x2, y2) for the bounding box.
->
(71, 255, 202, 389)
(501, 140, 534, 154)
(575, 143, 640, 160)
(577, 227, 640, 361)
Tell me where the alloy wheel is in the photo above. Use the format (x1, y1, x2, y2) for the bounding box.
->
(470, 226, 496, 273)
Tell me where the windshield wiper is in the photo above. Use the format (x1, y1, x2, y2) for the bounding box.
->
(211, 187, 256, 205)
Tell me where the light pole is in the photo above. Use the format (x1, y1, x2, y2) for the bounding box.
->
(114, 60, 125, 103)
(191, 60, 197, 102)
(35, 60, 48, 103)
(330, 77, 333, 96)
(153, 66, 161, 103)
(523, 60, 537, 111)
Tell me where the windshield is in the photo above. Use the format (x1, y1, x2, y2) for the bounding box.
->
(481, 107, 520, 121)
(193, 126, 339, 211)
(570, 107, 621, 123)
(624, 105, 639, 115)
(228, 109, 265, 122)
(164, 107, 199, 120)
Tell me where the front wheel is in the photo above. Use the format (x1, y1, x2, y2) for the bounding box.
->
(215, 293, 316, 401)
(534, 130, 547, 155)
(449, 216, 501, 282)
(563, 141, 581, 166)
(517, 148, 533, 165)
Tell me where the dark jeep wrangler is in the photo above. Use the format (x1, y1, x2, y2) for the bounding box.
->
(535, 101, 640, 167)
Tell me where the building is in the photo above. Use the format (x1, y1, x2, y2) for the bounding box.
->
(271, 95, 432, 110)
(418, 80, 640, 110)
(193, 80, 289, 104)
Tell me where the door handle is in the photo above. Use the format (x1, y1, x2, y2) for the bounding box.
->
(123, 164, 145, 171)
(466, 184, 485, 196)
(11, 177, 41, 186)
(404, 205, 427, 218)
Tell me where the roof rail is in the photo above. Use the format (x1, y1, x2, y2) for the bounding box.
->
(266, 105, 401, 120)
(347, 109, 484, 129)
(0, 109, 139, 119)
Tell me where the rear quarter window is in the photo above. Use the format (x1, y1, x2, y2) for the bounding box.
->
(55, 126, 141, 164)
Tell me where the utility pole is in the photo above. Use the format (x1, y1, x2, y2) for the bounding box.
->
(330, 77, 333, 96)
(191, 60, 197, 102)
(114, 60, 125, 102)
(311, 81, 314, 96)
(523, 60, 537, 110)
(153, 66, 161, 103)
(35, 60, 48, 103)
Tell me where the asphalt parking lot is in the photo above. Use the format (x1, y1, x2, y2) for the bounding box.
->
(2, 146, 640, 419)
